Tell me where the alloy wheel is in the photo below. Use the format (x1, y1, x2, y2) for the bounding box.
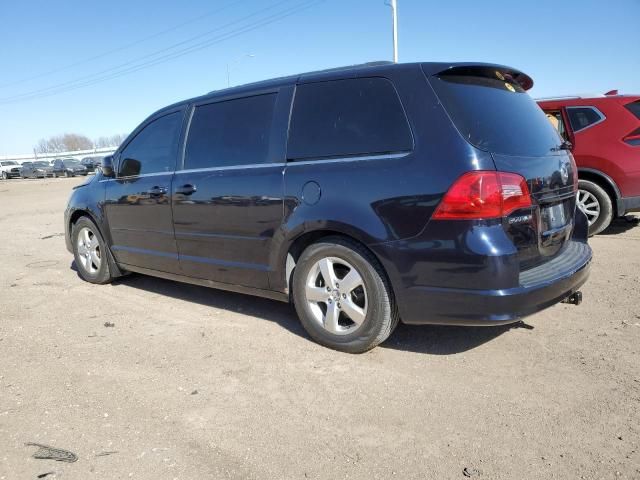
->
(304, 256, 367, 335)
(577, 189, 601, 226)
(76, 227, 101, 275)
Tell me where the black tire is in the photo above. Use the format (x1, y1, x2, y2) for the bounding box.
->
(71, 217, 114, 284)
(64, 171, 70, 178)
(292, 237, 399, 353)
(53, 172, 58, 178)
(1, 172, 8, 180)
(578, 179, 613, 236)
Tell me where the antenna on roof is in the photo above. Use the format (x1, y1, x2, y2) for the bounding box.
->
(604, 89, 619, 96)
(384, 0, 399, 63)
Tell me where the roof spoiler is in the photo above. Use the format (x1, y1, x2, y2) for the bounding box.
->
(432, 64, 534, 91)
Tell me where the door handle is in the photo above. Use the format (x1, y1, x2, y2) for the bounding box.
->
(175, 184, 197, 195)
(148, 186, 167, 196)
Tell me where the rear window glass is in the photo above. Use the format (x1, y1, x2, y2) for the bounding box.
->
(429, 73, 562, 157)
(625, 100, 640, 120)
(567, 107, 604, 132)
(287, 78, 413, 160)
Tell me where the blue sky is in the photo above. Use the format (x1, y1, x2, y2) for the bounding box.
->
(0, 0, 638, 154)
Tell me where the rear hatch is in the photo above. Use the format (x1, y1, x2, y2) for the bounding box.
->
(426, 65, 578, 269)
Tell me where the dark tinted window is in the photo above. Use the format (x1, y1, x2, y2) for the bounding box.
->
(185, 94, 276, 169)
(567, 107, 603, 132)
(625, 100, 640, 120)
(287, 78, 412, 160)
(118, 112, 182, 177)
(430, 72, 562, 156)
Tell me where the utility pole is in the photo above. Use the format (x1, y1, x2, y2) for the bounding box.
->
(387, 0, 398, 63)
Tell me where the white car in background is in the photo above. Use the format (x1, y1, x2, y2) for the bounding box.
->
(0, 160, 22, 180)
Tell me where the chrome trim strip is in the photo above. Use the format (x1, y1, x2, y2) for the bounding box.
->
(286, 151, 410, 166)
(175, 163, 286, 174)
(99, 171, 174, 182)
(99, 152, 410, 180)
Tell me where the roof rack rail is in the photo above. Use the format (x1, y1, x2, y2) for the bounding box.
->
(536, 93, 613, 102)
(208, 61, 394, 94)
(535, 96, 583, 101)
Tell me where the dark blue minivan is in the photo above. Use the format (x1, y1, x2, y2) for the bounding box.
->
(65, 61, 591, 352)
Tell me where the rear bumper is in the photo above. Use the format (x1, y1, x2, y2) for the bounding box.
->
(399, 241, 591, 325)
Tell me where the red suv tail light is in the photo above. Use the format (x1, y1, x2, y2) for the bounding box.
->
(433, 171, 532, 220)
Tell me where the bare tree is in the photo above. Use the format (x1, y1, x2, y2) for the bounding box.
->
(34, 133, 92, 153)
(109, 133, 128, 147)
(62, 133, 93, 151)
(93, 136, 112, 148)
(35, 132, 128, 153)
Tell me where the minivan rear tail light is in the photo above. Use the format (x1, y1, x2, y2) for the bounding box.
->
(433, 171, 532, 220)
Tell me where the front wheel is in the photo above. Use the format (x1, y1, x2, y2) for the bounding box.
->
(577, 180, 613, 236)
(292, 237, 399, 353)
(1, 172, 7, 180)
(72, 217, 114, 284)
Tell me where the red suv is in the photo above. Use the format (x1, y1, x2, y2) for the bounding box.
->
(538, 92, 640, 235)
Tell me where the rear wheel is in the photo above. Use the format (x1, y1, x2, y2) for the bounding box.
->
(72, 217, 114, 284)
(577, 179, 613, 236)
(292, 237, 399, 353)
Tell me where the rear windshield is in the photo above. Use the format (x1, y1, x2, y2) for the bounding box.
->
(429, 72, 562, 157)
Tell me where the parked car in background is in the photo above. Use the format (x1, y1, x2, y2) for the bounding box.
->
(0, 160, 22, 179)
(538, 92, 640, 235)
(52, 158, 88, 177)
(81, 156, 103, 173)
(65, 61, 591, 353)
(20, 161, 53, 178)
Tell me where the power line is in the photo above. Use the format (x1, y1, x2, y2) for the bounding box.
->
(0, 0, 296, 103)
(0, 0, 246, 89)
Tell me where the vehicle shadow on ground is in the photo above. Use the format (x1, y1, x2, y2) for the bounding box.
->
(381, 322, 529, 354)
(74, 265, 523, 355)
(600, 215, 639, 236)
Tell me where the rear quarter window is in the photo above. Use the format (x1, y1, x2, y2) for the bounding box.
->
(566, 107, 605, 132)
(287, 77, 413, 160)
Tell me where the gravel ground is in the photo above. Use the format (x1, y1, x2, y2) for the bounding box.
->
(0, 177, 639, 480)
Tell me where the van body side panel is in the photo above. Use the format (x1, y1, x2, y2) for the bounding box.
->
(273, 65, 496, 292)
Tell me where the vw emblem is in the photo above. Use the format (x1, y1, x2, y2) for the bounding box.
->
(560, 163, 569, 185)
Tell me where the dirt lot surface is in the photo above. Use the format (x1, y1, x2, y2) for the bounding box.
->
(0, 177, 639, 480)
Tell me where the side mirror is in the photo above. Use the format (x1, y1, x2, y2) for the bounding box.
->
(101, 155, 115, 177)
